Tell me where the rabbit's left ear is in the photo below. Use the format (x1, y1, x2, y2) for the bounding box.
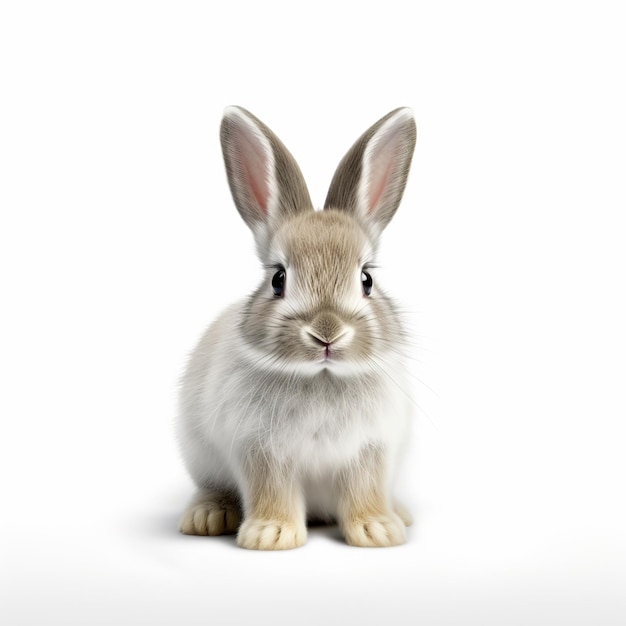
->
(324, 108, 416, 239)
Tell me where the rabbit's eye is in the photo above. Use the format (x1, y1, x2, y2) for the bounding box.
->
(361, 270, 373, 296)
(272, 269, 286, 297)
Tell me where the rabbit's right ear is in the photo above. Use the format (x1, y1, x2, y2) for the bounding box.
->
(220, 106, 313, 255)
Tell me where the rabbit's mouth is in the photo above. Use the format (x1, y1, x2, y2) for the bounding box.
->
(316, 345, 335, 365)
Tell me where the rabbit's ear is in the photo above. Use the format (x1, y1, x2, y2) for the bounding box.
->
(324, 108, 416, 238)
(220, 106, 313, 247)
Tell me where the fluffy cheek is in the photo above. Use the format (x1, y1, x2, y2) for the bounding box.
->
(240, 296, 277, 351)
(240, 298, 313, 363)
(275, 319, 318, 363)
(344, 310, 378, 362)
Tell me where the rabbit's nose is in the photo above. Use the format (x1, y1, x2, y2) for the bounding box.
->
(304, 312, 354, 347)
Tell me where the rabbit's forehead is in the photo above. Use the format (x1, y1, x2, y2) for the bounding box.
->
(273, 211, 372, 271)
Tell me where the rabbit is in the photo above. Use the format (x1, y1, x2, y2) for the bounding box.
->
(177, 105, 417, 549)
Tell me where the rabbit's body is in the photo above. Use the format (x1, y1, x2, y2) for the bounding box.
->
(178, 107, 417, 549)
(179, 300, 411, 522)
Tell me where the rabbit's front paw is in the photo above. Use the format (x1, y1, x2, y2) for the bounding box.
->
(343, 512, 406, 547)
(179, 502, 240, 536)
(237, 518, 307, 550)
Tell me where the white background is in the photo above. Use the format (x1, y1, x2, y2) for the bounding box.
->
(1, 1, 625, 624)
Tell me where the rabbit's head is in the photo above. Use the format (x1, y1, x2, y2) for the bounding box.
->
(220, 106, 416, 377)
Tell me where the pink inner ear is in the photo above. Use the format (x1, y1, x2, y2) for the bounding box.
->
(367, 160, 393, 214)
(238, 133, 270, 216)
(366, 132, 399, 214)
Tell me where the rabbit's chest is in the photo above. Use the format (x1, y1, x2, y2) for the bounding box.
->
(223, 372, 408, 469)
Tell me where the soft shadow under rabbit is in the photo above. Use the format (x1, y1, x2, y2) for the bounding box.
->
(178, 106, 416, 549)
